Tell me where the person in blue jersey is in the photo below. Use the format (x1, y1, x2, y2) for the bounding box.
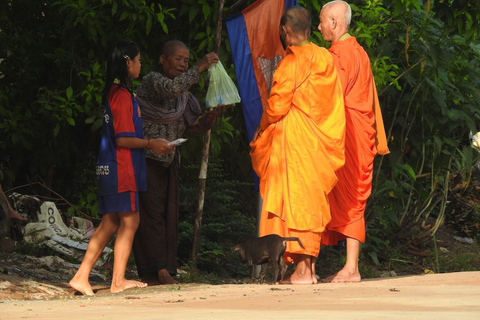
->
(69, 39, 174, 296)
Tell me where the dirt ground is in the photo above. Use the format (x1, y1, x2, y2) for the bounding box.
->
(1, 271, 480, 319)
(1, 210, 479, 319)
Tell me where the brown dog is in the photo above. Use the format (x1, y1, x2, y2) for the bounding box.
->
(232, 234, 304, 284)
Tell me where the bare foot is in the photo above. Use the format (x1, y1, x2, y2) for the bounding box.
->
(278, 274, 314, 285)
(278, 266, 314, 285)
(321, 269, 361, 283)
(277, 255, 314, 285)
(141, 274, 163, 286)
(69, 278, 95, 296)
(8, 209, 27, 221)
(158, 269, 179, 285)
(110, 279, 147, 293)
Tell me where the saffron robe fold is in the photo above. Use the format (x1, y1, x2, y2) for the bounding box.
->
(322, 37, 390, 246)
(250, 43, 345, 258)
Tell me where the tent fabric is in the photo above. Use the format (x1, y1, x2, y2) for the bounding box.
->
(225, 0, 298, 142)
(225, 0, 297, 189)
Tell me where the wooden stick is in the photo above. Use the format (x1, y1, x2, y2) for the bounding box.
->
(191, 0, 226, 274)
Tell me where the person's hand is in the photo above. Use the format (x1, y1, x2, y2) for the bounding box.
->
(204, 104, 232, 122)
(198, 52, 219, 73)
(150, 139, 175, 155)
(252, 125, 263, 142)
(8, 207, 27, 221)
(215, 103, 232, 113)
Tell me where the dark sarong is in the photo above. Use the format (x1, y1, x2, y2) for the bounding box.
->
(133, 158, 179, 277)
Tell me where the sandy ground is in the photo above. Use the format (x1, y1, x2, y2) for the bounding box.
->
(1, 271, 479, 320)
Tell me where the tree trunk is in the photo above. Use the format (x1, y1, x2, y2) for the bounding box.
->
(191, 0, 226, 274)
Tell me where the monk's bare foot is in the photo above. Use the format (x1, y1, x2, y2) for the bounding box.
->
(8, 209, 27, 221)
(69, 278, 94, 296)
(321, 269, 361, 283)
(278, 270, 314, 285)
(110, 279, 147, 293)
(158, 269, 179, 285)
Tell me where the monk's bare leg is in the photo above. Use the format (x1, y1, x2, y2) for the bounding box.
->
(279, 255, 314, 284)
(157, 269, 179, 284)
(69, 213, 119, 295)
(322, 237, 361, 283)
(110, 211, 147, 293)
(311, 259, 318, 284)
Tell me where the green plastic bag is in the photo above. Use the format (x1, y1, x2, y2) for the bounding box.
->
(205, 61, 241, 107)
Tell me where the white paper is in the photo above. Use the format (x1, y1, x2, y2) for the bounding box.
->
(168, 138, 187, 146)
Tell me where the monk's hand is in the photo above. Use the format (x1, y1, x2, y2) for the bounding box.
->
(252, 125, 263, 142)
(198, 52, 219, 73)
(202, 104, 229, 122)
(150, 138, 175, 155)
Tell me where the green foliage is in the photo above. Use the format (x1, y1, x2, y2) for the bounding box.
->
(359, 0, 480, 263)
(177, 160, 257, 278)
(0, 0, 176, 201)
(435, 241, 480, 272)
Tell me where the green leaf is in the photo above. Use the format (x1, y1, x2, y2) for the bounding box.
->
(432, 90, 447, 109)
(66, 87, 73, 100)
(146, 15, 152, 35)
(402, 163, 416, 181)
(368, 251, 380, 265)
(433, 136, 443, 153)
(111, 1, 117, 16)
(54, 124, 60, 137)
(85, 115, 96, 124)
(202, 3, 211, 20)
(161, 21, 168, 34)
(189, 6, 198, 23)
(446, 108, 464, 121)
(194, 32, 206, 40)
(119, 11, 128, 21)
(462, 146, 473, 173)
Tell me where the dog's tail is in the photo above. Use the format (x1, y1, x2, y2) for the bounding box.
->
(283, 237, 305, 249)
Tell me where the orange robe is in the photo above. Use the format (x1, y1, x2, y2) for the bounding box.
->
(321, 37, 389, 246)
(250, 42, 345, 260)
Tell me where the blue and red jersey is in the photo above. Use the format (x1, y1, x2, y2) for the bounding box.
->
(96, 85, 147, 196)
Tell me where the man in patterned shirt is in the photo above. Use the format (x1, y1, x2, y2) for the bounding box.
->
(133, 40, 228, 285)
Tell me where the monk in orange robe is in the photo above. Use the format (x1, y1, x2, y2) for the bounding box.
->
(250, 6, 345, 284)
(318, 0, 390, 282)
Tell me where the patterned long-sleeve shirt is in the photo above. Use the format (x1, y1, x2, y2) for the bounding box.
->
(136, 66, 215, 166)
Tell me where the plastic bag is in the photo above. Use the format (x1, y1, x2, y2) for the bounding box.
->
(205, 60, 241, 107)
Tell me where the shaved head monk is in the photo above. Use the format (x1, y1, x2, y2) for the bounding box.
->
(318, 0, 389, 282)
(250, 6, 346, 284)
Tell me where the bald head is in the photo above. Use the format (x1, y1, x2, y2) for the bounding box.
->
(279, 6, 311, 49)
(280, 6, 312, 34)
(160, 40, 188, 58)
(323, 1, 351, 28)
(318, 1, 351, 43)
